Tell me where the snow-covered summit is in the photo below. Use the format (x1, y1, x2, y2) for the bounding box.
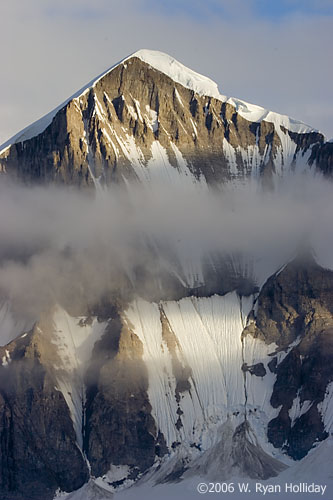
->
(130, 49, 222, 98)
(130, 50, 317, 135)
(0, 49, 221, 152)
(0, 49, 319, 154)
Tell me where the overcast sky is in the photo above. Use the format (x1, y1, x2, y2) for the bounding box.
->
(1, 0, 333, 145)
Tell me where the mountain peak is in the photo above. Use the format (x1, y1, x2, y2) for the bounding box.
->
(0, 49, 319, 154)
(126, 49, 222, 98)
(0, 49, 220, 153)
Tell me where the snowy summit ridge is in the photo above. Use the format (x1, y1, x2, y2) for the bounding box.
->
(126, 50, 318, 136)
(0, 49, 318, 153)
(130, 49, 222, 98)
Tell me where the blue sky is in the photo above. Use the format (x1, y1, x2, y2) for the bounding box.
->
(143, 0, 333, 21)
(1, 0, 333, 142)
(254, 0, 333, 19)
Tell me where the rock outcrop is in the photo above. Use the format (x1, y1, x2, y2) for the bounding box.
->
(243, 255, 333, 459)
(84, 312, 167, 479)
(0, 323, 89, 500)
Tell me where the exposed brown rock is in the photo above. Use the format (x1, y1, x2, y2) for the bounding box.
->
(232, 421, 287, 479)
(84, 312, 167, 479)
(244, 255, 333, 348)
(159, 306, 192, 400)
(243, 255, 333, 459)
(0, 322, 89, 500)
(0, 57, 326, 187)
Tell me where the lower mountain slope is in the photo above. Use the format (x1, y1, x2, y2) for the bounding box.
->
(0, 257, 332, 500)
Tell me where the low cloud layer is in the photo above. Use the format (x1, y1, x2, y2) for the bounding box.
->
(0, 172, 332, 326)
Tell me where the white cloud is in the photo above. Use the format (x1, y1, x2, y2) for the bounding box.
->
(0, 173, 332, 321)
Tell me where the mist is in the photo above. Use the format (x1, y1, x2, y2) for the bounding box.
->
(0, 171, 332, 324)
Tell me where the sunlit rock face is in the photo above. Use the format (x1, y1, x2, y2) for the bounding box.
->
(0, 50, 328, 188)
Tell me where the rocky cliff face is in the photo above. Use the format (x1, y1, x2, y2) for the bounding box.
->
(0, 321, 89, 500)
(243, 256, 333, 459)
(83, 312, 167, 480)
(309, 141, 333, 176)
(0, 50, 330, 188)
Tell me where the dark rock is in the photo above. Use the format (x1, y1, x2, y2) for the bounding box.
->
(267, 357, 278, 373)
(244, 255, 333, 459)
(232, 421, 287, 479)
(309, 141, 333, 176)
(242, 362, 266, 377)
(84, 314, 167, 478)
(244, 255, 333, 348)
(0, 330, 89, 500)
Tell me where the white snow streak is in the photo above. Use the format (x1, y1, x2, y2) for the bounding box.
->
(51, 306, 107, 448)
(318, 382, 333, 433)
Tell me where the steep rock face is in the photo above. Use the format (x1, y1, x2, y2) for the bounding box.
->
(0, 303, 171, 498)
(243, 257, 333, 459)
(309, 141, 333, 176)
(84, 311, 167, 480)
(0, 323, 89, 500)
(247, 256, 333, 347)
(0, 51, 327, 187)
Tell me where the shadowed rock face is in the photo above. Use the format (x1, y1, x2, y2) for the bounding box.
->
(0, 328, 89, 500)
(0, 57, 327, 187)
(309, 141, 333, 176)
(246, 255, 333, 347)
(84, 312, 167, 479)
(0, 305, 168, 499)
(244, 256, 333, 459)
